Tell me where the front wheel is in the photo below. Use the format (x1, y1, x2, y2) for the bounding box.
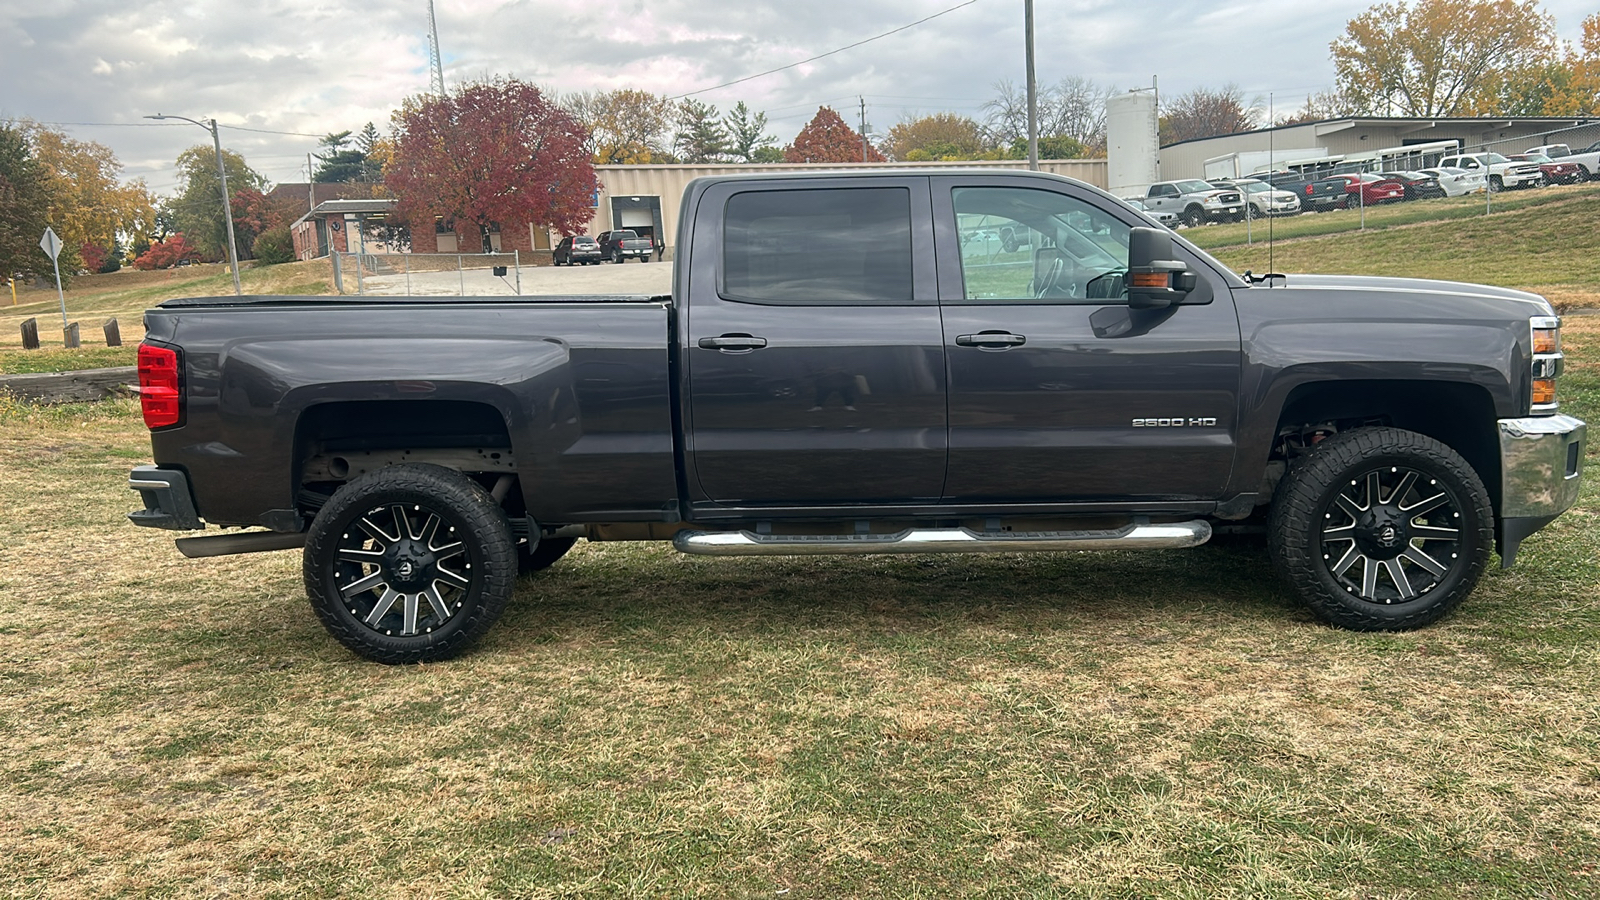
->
(1182, 205, 1205, 228)
(1489, 176, 1504, 192)
(1268, 427, 1493, 631)
(304, 464, 517, 663)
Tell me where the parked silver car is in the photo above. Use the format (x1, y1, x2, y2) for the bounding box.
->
(1123, 197, 1179, 228)
(1418, 166, 1486, 197)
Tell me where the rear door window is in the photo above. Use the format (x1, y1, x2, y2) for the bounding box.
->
(722, 188, 913, 304)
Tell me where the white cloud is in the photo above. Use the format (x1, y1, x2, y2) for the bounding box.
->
(3, 0, 1593, 192)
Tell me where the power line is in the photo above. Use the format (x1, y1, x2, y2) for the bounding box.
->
(670, 0, 982, 100)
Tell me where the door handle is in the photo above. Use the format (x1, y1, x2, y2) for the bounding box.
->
(956, 332, 1026, 348)
(698, 334, 768, 351)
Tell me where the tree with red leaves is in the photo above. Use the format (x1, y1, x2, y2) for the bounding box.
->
(784, 107, 885, 163)
(132, 233, 197, 270)
(387, 77, 597, 247)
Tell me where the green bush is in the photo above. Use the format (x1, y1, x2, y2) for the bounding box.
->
(252, 226, 295, 265)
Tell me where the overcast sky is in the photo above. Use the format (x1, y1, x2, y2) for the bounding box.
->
(2, 0, 1595, 196)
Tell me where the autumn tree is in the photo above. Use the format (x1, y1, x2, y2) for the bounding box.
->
(171, 145, 267, 261)
(673, 99, 729, 163)
(723, 102, 778, 162)
(0, 122, 51, 281)
(1159, 84, 1260, 145)
(19, 123, 156, 273)
(784, 107, 885, 163)
(564, 89, 674, 164)
(1544, 12, 1600, 115)
(388, 77, 597, 251)
(881, 113, 991, 161)
(132, 233, 199, 270)
(1331, 0, 1559, 116)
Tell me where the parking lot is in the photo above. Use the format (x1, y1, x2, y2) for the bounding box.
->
(352, 256, 674, 297)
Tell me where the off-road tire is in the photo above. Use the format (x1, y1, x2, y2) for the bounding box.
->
(518, 536, 577, 576)
(1268, 427, 1493, 631)
(304, 463, 516, 664)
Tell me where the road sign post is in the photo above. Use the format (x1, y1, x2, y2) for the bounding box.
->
(39, 227, 67, 330)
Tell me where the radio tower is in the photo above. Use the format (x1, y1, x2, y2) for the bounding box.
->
(426, 0, 447, 95)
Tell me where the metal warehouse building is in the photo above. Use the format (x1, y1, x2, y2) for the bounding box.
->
(1158, 116, 1599, 182)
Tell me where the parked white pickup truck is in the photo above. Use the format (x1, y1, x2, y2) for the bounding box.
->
(1140, 179, 1243, 227)
(1437, 152, 1543, 192)
(1526, 143, 1600, 182)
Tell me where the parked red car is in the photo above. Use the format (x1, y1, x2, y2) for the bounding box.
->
(1328, 173, 1406, 207)
(1508, 153, 1584, 185)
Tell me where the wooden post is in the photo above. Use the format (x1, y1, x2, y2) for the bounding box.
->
(103, 318, 122, 347)
(64, 322, 80, 349)
(20, 317, 39, 350)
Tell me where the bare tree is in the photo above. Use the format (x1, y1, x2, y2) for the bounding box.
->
(1041, 76, 1115, 152)
(1159, 84, 1262, 145)
(982, 77, 1116, 153)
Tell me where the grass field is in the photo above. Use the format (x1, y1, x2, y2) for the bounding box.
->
(0, 260, 335, 370)
(1, 330, 1597, 892)
(1202, 182, 1600, 312)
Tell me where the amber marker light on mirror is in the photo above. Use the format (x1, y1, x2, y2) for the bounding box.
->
(1130, 273, 1169, 288)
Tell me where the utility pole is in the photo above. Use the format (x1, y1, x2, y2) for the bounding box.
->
(859, 96, 868, 163)
(1024, 0, 1038, 171)
(307, 153, 315, 217)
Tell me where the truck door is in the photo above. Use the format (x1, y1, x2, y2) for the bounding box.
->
(683, 177, 947, 508)
(932, 176, 1242, 503)
(1146, 182, 1179, 215)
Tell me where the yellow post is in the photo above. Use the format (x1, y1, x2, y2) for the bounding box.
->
(8, 277, 15, 306)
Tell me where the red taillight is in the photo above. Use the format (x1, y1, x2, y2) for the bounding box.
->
(137, 343, 181, 429)
(1305, 185, 1313, 194)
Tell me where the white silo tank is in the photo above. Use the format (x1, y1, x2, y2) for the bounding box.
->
(1106, 90, 1159, 198)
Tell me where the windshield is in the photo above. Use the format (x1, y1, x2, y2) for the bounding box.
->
(1522, 154, 1553, 163)
(1482, 153, 1509, 164)
(1173, 180, 1215, 193)
(1242, 181, 1273, 193)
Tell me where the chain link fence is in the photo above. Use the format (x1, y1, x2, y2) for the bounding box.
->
(332, 251, 525, 296)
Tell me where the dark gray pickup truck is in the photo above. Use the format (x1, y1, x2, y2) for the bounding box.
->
(128, 170, 1586, 663)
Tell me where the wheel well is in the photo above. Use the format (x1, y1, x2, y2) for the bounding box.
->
(293, 400, 517, 511)
(1273, 380, 1500, 511)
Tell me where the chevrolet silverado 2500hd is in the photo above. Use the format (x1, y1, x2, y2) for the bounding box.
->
(128, 170, 1587, 662)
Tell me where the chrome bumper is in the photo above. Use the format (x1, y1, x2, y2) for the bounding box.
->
(1497, 415, 1586, 565)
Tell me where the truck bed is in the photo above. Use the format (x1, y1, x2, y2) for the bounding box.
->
(142, 295, 679, 528)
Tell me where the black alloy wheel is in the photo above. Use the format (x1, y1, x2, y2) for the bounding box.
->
(304, 464, 515, 663)
(1269, 427, 1492, 631)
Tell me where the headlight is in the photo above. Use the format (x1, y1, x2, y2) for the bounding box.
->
(1531, 316, 1563, 413)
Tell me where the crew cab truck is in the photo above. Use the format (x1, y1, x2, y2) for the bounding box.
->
(127, 170, 1587, 663)
(1438, 152, 1543, 191)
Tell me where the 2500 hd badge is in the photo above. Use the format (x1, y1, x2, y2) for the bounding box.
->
(1133, 417, 1219, 427)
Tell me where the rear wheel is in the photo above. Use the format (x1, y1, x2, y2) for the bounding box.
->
(1269, 427, 1492, 631)
(304, 464, 516, 664)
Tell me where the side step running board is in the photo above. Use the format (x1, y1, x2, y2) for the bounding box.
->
(673, 521, 1211, 557)
(176, 531, 307, 559)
